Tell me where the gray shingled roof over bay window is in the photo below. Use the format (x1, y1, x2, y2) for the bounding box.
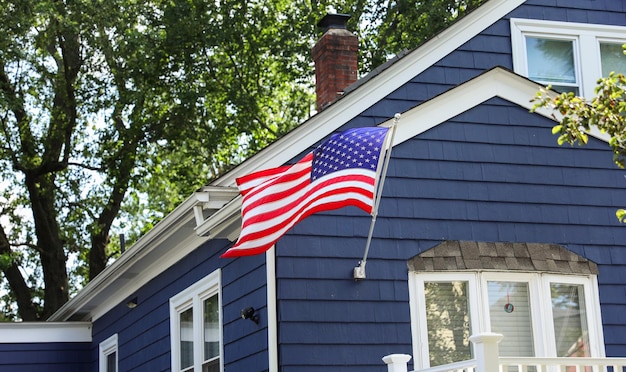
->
(408, 241, 598, 274)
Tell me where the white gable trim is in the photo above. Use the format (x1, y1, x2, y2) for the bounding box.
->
(213, 0, 526, 188)
(379, 67, 554, 146)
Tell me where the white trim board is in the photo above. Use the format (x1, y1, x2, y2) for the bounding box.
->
(0, 322, 92, 343)
(378, 67, 558, 145)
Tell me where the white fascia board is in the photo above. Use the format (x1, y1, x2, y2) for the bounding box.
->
(52, 190, 243, 321)
(0, 322, 92, 343)
(213, 0, 526, 188)
(49, 196, 206, 321)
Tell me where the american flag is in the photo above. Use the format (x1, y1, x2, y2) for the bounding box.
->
(222, 126, 390, 258)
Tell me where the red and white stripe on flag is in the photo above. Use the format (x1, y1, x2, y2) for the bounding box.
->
(221, 126, 390, 258)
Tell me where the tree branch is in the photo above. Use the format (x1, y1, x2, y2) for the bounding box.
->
(0, 223, 39, 320)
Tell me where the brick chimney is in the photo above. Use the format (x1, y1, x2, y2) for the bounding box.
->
(312, 14, 358, 111)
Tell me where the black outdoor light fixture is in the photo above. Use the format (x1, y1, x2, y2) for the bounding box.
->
(240, 307, 260, 324)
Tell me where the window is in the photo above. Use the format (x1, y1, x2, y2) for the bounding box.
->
(409, 272, 605, 370)
(170, 269, 222, 372)
(511, 18, 626, 97)
(99, 334, 118, 372)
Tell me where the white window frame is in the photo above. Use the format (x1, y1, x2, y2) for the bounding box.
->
(409, 271, 605, 370)
(511, 18, 626, 97)
(170, 269, 223, 372)
(99, 333, 118, 372)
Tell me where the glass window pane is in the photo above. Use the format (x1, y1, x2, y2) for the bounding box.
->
(204, 294, 220, 362)
(600, 42, 626, 77)
(488, 281, 534, 357)
(551, 283, 590, 357)
(424, 281, 471, 366)
(180, 308, 194, 370)
(106, 352, 116, 372)
(526, 37, 576, 84)
(202, 358, 220, 372)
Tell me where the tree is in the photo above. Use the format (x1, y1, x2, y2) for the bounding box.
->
(356, 0, 486, 71)
(532, 71, 626, 223)
(0, 0, 316, 320)
(0, 0, 489, 320)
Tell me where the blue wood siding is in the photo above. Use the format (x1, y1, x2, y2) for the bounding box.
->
(276, 93, 626, 369)
(0, 342, 90, 372)
(90, 238, 269, 371)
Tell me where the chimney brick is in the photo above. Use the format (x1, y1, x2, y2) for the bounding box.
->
(312, 14, 358, 111)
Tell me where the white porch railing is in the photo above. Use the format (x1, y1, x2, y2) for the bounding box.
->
(383, 333, 626, 372)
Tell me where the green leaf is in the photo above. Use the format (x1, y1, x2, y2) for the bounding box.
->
(580, 133, 588, 144)
(617, 209, 626, 223)
(552, 125, 563, 135)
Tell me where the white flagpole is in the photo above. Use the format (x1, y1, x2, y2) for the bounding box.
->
(354, 113, 399, 280)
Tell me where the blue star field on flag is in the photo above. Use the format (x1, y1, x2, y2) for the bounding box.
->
(311, 127, 389, 182)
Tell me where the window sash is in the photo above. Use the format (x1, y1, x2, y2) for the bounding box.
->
(550, 283, 590, 357)
(180, 307, 194, 370)
(424, 281, 472, 366)
(487, 281, 534, 357)
(203, 295, 220, 363)
(525, 37, 577, 85)
(599, 41, 626, 77)
(106, 352, 117, 372)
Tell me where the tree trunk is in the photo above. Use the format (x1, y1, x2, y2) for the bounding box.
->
(89, 130, 138, 280)
(0, 227, 40, 321)
(24, 173, 69, 319)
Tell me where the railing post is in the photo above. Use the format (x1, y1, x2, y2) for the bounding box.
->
(382, 354, 412, 372)
(470, 333, 503, 372)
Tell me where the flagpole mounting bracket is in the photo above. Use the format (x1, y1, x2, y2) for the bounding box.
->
(353, 261, 366, 280)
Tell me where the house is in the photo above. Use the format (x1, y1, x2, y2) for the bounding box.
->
(2, 0, 626, 371)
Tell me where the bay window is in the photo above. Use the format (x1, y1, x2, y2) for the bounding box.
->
(409, 271, 604, 370)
